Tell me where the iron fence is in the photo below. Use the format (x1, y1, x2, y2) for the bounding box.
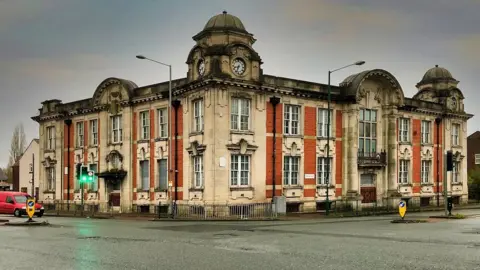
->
(164, 202, 277, 220)
(40, 201, 277, 220)
(323, 196, 480, 217)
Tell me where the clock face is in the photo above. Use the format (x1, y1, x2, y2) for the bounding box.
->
(232, 58, 246, 75)
(197, 59, 205, 76)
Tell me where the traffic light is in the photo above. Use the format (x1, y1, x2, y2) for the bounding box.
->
(446, 150, 453, 171)
(80, 166, 88, 182)
(75, 163, 82, 180)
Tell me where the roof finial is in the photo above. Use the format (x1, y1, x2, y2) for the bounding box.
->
(223, 10, 227, 14)
(435, 64, 438, 67)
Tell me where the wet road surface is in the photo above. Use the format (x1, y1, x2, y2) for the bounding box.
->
(1, 210, 479, 270)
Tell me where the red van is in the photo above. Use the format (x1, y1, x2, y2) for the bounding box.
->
(0, 192, 44, 217)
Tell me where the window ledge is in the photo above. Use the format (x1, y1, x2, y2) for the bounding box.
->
(190, 131, 204, 137)
(452, 145, 462, 149)
(154, 137, 168, 142)
(452, 182, 463, 185)
(136, 189, 150, 193)
(189, 187, 204, 192)
(421, 183, 434, 186)
(44, 149, 55, 153)
(316, 185, 335, 188)
(284, 134, 303, 139)
(398, 183, 412, 187)
(108, 142, 123, 146)
(316, 136, 336, 141)
(137, 139, 149, 144)
(43, 190, 55, 194)
(74, 147, 84, 150)
(283, 185, 303, 190)
(230, 130, 254, 135)
(154, 188, 168, 192)
(399, 142, 411, 145)
(230, 186, 254, 191)
(421, 143, 434, 147)
(88, 145, 98, 149)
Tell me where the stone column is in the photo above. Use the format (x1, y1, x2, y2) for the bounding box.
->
(347, 106, 359, 197)
(387, 108, 399, 197)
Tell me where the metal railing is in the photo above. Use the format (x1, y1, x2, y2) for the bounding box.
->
(40, 201, 277, 220)
(165, 202, 277, 220)
(324, 196, 480, 217)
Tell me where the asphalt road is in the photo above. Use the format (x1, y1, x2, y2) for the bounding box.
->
(1, 210, 479, 270)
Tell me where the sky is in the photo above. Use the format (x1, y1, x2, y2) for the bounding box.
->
(0, 0, 479, 168)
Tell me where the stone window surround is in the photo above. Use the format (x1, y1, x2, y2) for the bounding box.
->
(283, 155, 301, 187)
(89, 119, 98, 146)
(451, 122, 461, 147)
(420, 120, 432, 145)
(75, 121, 84, 148)
(110, 114, 123, 144)
(156, 107, 168, 139)
(281, 99, 303, 137)
(398, 117, 411, 143)
(186, 141, 207, 191)
(137, 148, 150, 191)
(45, 125, 56, 150)
(230, 92, 254, 133)
(192, 98, 204, 133)
(139, 110, 150, 140)
(227, 139, 257, 189)
(316, 107, 334, 139)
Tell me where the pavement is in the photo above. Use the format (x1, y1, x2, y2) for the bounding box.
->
(0, 209, 479, 270)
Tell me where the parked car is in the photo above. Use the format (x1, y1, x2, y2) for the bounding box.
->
(0, 191, 44, 217)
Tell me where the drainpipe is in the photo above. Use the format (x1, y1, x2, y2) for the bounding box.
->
(269, 96, 280, 201)
(171, 100, 181, 204)
(64, 119, 72, 210)
(435, 117, 441, 206)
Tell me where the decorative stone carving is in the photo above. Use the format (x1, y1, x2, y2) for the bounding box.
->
(41, 156, 56, 167)
(186, 141, 206, 156)
(421, 148, 433, 160)
(398, 147, 412, 159)
(226, 139, 257, 155)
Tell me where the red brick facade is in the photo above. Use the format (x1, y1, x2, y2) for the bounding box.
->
(265, 102, 283, 198)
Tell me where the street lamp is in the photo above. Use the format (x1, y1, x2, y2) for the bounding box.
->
(136, 54, 172, 199)
(326, 60, 365, 216)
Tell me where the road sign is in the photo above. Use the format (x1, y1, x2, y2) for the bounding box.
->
(398, 200, 407, 219)
(26, 198, 35, 220)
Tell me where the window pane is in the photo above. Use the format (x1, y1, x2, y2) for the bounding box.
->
(365, 123, 371, 137)
(371, 110, 376, 122)
(359, 123, 364, 137)
(365, 110, 370, 121)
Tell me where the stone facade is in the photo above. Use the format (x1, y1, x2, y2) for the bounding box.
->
(18, 139, 40, 196)
(32, 12, 473, 213)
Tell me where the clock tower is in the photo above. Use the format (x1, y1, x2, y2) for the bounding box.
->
(186, 11, 263, 82)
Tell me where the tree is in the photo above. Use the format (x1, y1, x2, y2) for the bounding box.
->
(468, 167, 480, 202)
(5, 124, 26, 183)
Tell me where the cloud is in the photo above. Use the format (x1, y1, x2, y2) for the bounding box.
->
(450, 34, 480, 64)
(280, 0, 412, 42)
(0, 0, 60, 32)
(1, 53, 114, 83)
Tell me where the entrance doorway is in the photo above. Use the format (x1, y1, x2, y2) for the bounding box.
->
(107, 180, 121, 207)
(360, 173, 377, 203)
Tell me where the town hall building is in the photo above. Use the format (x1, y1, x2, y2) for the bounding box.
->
(32, 11, 473, 213)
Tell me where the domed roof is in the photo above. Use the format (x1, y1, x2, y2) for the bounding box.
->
(421, 65, 455, 82)
(203, 11, 247, 33)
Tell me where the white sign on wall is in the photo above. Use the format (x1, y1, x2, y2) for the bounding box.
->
(219, 157, 226, 167)
(305, 174, 315, 179)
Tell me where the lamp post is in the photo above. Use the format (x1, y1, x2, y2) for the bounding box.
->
(326, 60, 365, 215)
(136, 55, 172, 203)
